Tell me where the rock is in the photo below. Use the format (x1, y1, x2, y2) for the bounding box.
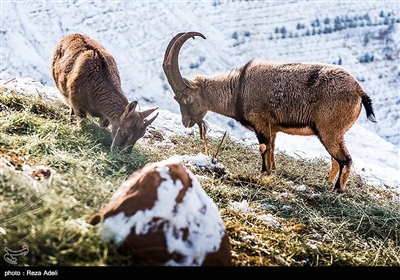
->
(90, 158, 232, 266)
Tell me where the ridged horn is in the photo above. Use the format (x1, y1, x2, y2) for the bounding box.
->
(143, 112, 158, 128)
(162, 32, 206, 93)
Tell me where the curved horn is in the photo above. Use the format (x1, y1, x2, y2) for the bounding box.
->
(163, 32, 185, 66)
(141, 106, 158, 119)
(143, 112, 159, 128)
(163, 32, 206, 93)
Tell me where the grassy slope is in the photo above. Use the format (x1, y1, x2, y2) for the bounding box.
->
(1, 88, 399, 266)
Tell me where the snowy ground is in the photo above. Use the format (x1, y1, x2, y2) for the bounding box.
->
(1, 77, 399, 191)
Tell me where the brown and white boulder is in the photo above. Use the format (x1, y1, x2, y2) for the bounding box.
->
(90, 158, 232, 266)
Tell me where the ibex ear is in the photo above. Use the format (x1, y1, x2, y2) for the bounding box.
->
(183, 78, 198, 90)
(122, 101, 138, 118)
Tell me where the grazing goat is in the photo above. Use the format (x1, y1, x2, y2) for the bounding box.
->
(51, 33, 158, 153)
(163, 31, 377, 193)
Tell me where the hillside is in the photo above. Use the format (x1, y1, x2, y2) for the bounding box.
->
(1, 0, 399, 148)
(1, 79, 400, 271)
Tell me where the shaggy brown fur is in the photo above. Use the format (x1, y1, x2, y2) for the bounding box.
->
(163, 31, 377, 193)
(51, 33, 158, 153)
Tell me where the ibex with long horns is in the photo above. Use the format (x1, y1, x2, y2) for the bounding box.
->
(163, 31, 376, 193)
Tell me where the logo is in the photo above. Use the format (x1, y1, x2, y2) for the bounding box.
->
(3, 245, 29, 265)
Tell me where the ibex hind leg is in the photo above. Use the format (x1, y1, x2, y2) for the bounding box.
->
(319, 135, 352, 193)
(328, 157, 340, 183)
(333, 155, 352, 193)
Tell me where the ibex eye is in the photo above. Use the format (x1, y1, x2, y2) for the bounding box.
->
(186, 97, 192, 103)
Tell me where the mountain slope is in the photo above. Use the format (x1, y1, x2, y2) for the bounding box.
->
(1, 81, 400, 268)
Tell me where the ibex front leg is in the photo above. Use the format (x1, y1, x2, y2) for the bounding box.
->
(256, 131, 276, 175)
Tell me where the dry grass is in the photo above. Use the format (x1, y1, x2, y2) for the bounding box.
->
(1, 88, 400, 267)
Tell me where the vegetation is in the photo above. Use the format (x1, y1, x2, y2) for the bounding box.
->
(272, 10, 400, 40)
(1, 88, 400, 266)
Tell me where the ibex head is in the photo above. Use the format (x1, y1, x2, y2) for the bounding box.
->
(163, 32, 207, 129)
(112, 101, 158, 153)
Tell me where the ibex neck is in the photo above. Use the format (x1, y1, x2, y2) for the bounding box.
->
(100, 92, 129, 123)
(201, 74, 241, 120)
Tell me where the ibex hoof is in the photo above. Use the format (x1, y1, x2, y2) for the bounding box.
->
(261, 170, 272, 176)
(332, 187, 345, 194)
(259, 172, 274, 185)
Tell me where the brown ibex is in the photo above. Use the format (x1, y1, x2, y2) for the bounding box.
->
(51, 33, 158, 153)
(163, 31, 377, 193)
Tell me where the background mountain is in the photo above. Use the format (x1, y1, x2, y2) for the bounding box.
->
(1, 0, 399, 147)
